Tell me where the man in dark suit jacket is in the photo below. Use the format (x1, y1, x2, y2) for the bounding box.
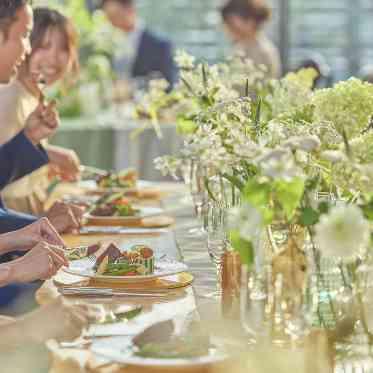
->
(102, 0, 177, 88)
(0, 130, 49, 233)
(0, 0, 60, 235)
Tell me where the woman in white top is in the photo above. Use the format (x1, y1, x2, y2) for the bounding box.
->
(0, 8, 81, 215)
(221, 0, 282, 79)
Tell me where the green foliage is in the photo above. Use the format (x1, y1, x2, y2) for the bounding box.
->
(242, 179, 271, 207)
(360, 198, 373, 221)
(274, 178, 305, 220)
(176, 117, 198, 135)
(299, 206, 320, 227)
(229, 230, 254, 266)
(242, 180, 273, 224)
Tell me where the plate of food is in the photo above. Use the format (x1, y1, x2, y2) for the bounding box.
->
(80, 167, 161, 199)
(85, 193, 163, 225)
(64, 243, 188, 283)
(91, 334, 236, 368)
(96, 168, 138, 189)
(80, 167, 138, 189)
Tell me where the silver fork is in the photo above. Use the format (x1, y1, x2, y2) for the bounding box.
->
(87, 255, 97, 265)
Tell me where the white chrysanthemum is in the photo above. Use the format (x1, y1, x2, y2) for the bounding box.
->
(314, 204, 370, 259)
(228, 203, 263, 242)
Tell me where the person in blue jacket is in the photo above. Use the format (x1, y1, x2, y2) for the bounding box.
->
(0, 107, 58, 233)
(0, 1, 84, 237)
(0, 0, 65, 313)
(102, 0, 177, 89)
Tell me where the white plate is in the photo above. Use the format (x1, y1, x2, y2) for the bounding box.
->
(86, 206, 164, 222)
(79, 180, 156, 191)
(91, 336, 232, 368)
(64, 254, 188, 283)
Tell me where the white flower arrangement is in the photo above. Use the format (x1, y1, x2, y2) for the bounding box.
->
(151, 52, 373, 264)
(314, 204, 370, 259)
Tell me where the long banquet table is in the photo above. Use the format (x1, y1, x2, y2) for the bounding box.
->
(36, 182, 230, 373)
(32, 182, 333, 373)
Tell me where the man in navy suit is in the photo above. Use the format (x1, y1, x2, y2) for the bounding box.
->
(0, 127, 52, 233)
(0, 2, 86, 237)
(102, 0, 177, 88)
(0, 0, 60, 235)
(0, 0, 63, 313)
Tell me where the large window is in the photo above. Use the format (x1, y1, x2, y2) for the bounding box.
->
(40, 0, 373, 82)
(137, 0, 373, 82)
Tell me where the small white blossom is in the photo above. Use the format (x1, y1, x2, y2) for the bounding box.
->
(314, 204, 370, 259)
(175, 50, 195, 70)
(154, 156, 182, 179)
(256, 148, 302, 181)
(228, 203, 263, 242)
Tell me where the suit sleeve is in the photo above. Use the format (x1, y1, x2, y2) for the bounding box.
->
(0, 207, 37, 234)
(0, 130, 49, 190)
(160, 41, 178, 90)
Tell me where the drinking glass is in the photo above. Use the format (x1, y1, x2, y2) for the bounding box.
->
(188, 160, 208, 237)
(205, 202, 229, 298)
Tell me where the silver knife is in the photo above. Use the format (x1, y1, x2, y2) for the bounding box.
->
(79, 226, 168, 235)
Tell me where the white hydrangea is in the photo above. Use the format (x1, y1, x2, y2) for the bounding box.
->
(314, 204, 370, 259)
(228, 203, 263, 242)
(256, 148, 302, 181)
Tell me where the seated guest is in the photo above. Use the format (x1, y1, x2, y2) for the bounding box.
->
(0, 219, 67, 288)
(0, 7, 81, 217)
(220, 0, 281, 78)
(0, 217, 67, 314)
(0, 0, 85, 317)
(101, 0, 177, 88)
(0, 119, 83, 235)
(0, 3, 83, 234)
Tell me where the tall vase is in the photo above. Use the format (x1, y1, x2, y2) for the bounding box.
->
(239, 223, 312, 346)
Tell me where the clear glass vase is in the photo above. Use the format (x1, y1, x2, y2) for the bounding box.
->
(240, 224, 313, 346)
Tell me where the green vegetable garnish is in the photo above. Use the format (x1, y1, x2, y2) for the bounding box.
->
(101, 306, 143, 324)
(134, 336, 211, 359)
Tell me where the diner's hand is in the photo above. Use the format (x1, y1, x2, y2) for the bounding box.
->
(21, 298, 100, 343)
(24, 101, 59, 145)
(46, 145, 81, 182)
(0, 218, 65, 254)
(6, 242, 68, 284)
(46, 201, 85, 234)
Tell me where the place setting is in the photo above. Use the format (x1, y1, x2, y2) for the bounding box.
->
(3, 0, 373, 372)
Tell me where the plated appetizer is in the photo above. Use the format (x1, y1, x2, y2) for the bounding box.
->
(90, 193, 140, 217)
(97, 169, 138, 189)
(134, 336, 211, 359)
(95, 244, 155, 277)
